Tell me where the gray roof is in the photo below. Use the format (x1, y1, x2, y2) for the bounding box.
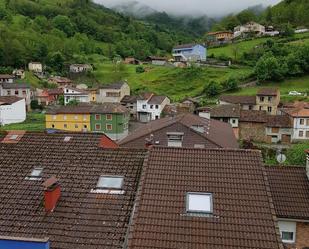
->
(100, 82, 127, 90)
(1, 83, 30, 89)
(148, 95, 168, 105)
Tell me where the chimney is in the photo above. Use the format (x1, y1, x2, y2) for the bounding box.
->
(43, 177, 61, 212)
(145, 134, 154, 149)
(305, 150, 309, 179)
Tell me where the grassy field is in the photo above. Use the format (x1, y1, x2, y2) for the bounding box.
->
(226, 75, 309, 102)
(92, 61, 253, 101)
(0, 113, 45, 132)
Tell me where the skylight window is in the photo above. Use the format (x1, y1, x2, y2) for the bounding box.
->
(64, 136, 72, 142)
(9, 134, 18, 140)
(186, 192, 213, 214)
(25, 167, 43, 180)
(97, 176, 123, 189)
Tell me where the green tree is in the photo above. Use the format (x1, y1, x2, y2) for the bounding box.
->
(255, 53, 285, 81)
(204, 81, 221, 97)
(286, 143, 309, 166)
(52, 15, 75, 37)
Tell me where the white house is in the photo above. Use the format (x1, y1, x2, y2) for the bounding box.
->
(97, 82, 130, 103)
(281, 105, 309, 141)
(28, 62, 43, 73)
(0, 74, 14, 84)
(0, 83, 32, 111)
(137, 93, 170, 122)
(69, 64, 93, 73)
(0, 96, 26, 126)
(234, 22, 265, 38)
(64, 86, 89, 105)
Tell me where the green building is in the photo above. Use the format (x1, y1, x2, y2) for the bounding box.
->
(90, 103, 129, 140)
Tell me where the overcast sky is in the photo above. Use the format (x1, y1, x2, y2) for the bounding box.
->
(94, 0, 282, 17)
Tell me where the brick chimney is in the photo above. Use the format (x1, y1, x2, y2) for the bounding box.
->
(305, 150, 309, 179)
(42, 177, 61, 212)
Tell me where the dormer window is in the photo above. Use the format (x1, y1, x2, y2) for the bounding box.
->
(167, 132, 184, 147)
(25, 167, 43, 180)
(9, 134, 18, 140)
(186, 192, 213, 214)
(91, 175, 124, 194)
(64, 136, 72, 142)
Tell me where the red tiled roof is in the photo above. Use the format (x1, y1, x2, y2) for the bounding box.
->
(257, 88, 279, 96)
(240, 110, 267, 123)
(219, 95, 256, 105)
(265, 165, 309, 220)
(210, 104, 241, 118)
(119, 114, 238, 148)
(266, 115, 292, 128)
(128, 147, 283, 249)
(0, 132, 146, 249)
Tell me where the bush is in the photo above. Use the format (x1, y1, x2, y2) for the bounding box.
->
(136, 66, 145, 73)
(30, 100, 42, 110)
(286, 143, 309, 166)
(203, 81, 221, 97)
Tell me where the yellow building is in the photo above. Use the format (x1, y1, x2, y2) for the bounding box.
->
(46, 106, 91, 132)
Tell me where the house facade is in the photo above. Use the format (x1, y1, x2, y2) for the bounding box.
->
(137, 93, 170, 122)
(256, 88, 280, 115)
(97, 82, 130, 103)
(265, 115, 293, 143)
(0, 74, 14, 84)
(0, 83, 32, 111)
(172, 43, 207, 62)
(145, 56, 168, 66)
(206, 31, 233, 45)
(12, 69, 25, 79)
(37, 88, 63, 106)
(0, 96, 26, 125)
(28, 62, 43, 73)
(46, 104, 129, 140)
(64, 86, 89, 105)
(48, 76, 72, 87)
(121, 95, 137, 119)
(69, 64, 93, 73)
(234, 22, 265, 38)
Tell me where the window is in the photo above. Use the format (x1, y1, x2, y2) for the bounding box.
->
(307, 119, 309, 126)
(26, 167, 43, 180)
(142, 104, 146, 109)
(299, 130, 304, 137)
(155, 115, 159, 120)
(15, 90, 19, 95)
(191, 125, 205, 134)
(259, 106, 262, 111)
(83, 115, 87, 121)
(97, 176, 124, 189)
(186, 192, 213, 214)
(9, 134, 18, 140)
(106, 124, 112, 131)
(150, 105, 154, 109)
(106, 114, 112, 121)
(52, 115, 57, 120)
(167, 132, 184, 147)
(248, 105, 253, 110)
(95, 114, 101, 120)
(95, 124, 101, 130)
(74, 124, 78, 129)
(268, 96, 272, 102)
(64, 136, 72, 142)
(194, 144, 205, 149)
(281, 232, 294, 243)
(64, 124, 67, 128)
(22, 90, 26, 95)
(306, 131, 309, 138)
(155, 105, 159, 109)
(74, 115, 78, 120)
(300, 119, 304, 125)
(268, 107, 272, 113)
(7, 90, 11, 95)
(232, 119, 236, 124)
(84, 125, 87, 129)
(260, 97, 264, 102)
(63, 115, 67, 120)
(51, 124, 55, 128)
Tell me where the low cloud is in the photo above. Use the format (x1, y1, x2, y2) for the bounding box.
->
(94, 0, 282, 17)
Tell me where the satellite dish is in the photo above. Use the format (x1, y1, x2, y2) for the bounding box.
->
(276, 153, 286, 164)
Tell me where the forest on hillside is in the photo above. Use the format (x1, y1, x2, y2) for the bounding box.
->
(0, 0, 193, 72)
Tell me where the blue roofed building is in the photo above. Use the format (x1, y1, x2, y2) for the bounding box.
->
(172, 43, 206, 62)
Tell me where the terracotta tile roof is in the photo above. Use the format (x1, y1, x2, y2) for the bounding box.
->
(0, 132, 146, 249)
(100, 82, 127, 89)
(210, 104, 241, 118)
(0, 96, 24, 105)
(281, 107, 309, 118)
(265, 166, 309, 220)
(257, 88, 279, 96)
(119, 114, 239, 148)
(47, 88, 64, 95)
(128, 147, 283, 249)
(147, 95, 168, 105)
(121, 95, 137, 104)
(1, 83, 30, 89)
(0, 74, 14, 79)
(240, 110, 267, 123)
(219, 95, 256, 105)
(46, 103, 129, 115)
(266, 115, 292, 128)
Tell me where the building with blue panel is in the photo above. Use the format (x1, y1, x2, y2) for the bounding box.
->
(0, 236, 49, 249)
(172, 43, 207, 62)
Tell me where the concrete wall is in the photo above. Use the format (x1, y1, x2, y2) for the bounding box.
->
(0, 99, 26, 125)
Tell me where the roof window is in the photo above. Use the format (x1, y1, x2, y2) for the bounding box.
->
(186, 192, 213, 214)
(9, 134, 19, 140)
(91, 175, 124, 194)
(25, 167, 43, 180)
(64, 136, 72, 142)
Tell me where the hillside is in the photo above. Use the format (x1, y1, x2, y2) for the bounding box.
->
(0, 0, 193, 71)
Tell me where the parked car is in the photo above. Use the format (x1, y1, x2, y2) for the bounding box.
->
(289, 91, 302, 96)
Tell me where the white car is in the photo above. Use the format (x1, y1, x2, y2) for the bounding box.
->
(289, 91, 302, 96)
